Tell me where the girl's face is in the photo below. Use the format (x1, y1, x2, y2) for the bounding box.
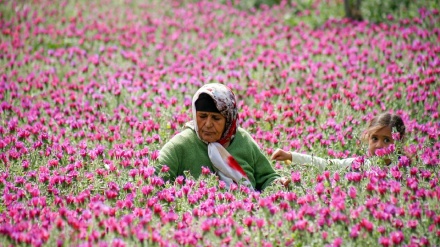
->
(368, 126, 394, 156)
(196, 111, 226, 143)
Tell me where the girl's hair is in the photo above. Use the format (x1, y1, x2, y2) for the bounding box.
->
(362, 113, 406, 141)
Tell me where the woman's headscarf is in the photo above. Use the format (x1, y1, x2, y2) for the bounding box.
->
(186, 83, 253, 189)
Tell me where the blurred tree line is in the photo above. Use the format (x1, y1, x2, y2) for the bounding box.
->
(223, 0, 439, 27)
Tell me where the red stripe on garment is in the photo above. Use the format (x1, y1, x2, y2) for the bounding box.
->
(227, 156, 248, 178)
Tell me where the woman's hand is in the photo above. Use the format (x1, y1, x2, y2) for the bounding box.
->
(273, 177, 291, 187)
(271, 149, 292, 162)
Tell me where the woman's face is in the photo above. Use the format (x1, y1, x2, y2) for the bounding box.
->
(368, 126, 394, 156)
(196, 111, 226, 143)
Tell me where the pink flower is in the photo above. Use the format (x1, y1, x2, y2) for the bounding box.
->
(256, 218, 265, 228)
(398, 156, 410, 167)
(377, 226, 386, 234)
(176, 176, 184, 185)
(407, 220, 418, 229)
(406, 177, 419, 191)
(294, 219, 308, 230)
(348, 186, 357, 199)
(291, 171, 301, 183)
(375, 144, 395, 156)
(390, 231, 404, 245)
(151, 150, 160, 160)
(243, 217, 253, 227)
(140, 166, 155, 178)
(333, 237, 343, 247)
(160, 165, 170, 173)
(393, 219, 404, 229)
(346, 172, 362, 182)
(351, 156, 365, 170)
(315, 182, 325, 195)
(360, 218, 374, 232)
(22, 159, 30, 169)
(379, 237, 391, 247)
(236, 226, 244, 236)
(350, 225, 360, 238)
(201, 166, 211, 175)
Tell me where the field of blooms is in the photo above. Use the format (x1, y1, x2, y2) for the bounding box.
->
(1, 0, 440, 246)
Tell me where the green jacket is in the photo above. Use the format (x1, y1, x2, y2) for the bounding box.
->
(158, 127, 280, 191)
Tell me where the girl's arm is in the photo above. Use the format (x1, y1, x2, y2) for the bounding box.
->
(290, 151, 354, 170)
(271, 149, 354, 170)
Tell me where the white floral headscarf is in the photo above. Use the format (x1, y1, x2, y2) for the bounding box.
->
(186, 83, 238, 144)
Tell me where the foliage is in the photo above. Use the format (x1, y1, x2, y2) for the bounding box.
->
(230, 0, 440, 29)
(284, 0, 344, 29)
(221, 0, 287, 9)
(360, 0, 440, 25)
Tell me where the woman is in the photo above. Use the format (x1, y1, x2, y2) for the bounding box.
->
(271, 113, 406, 169)
(158, 83, 281, 191)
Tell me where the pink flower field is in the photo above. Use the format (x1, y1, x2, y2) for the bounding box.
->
(1, 0, 439, 246)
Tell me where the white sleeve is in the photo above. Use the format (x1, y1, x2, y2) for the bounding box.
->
(290, 151, 354, 170)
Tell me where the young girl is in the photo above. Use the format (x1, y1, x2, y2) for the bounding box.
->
(271, 113, 406, 169)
